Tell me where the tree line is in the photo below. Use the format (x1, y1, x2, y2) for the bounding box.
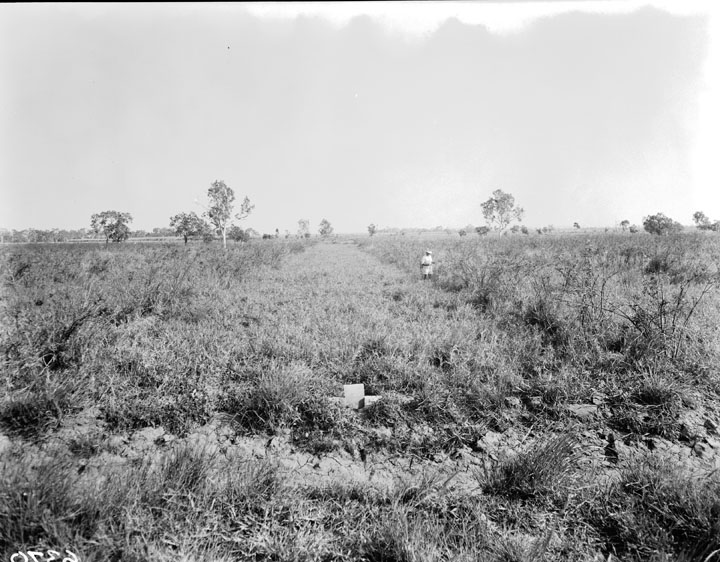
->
(3, 186, 718, 244)
(85, 181, 337, 247)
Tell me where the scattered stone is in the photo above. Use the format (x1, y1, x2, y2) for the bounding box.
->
(0, 433, 11, 456)
(186, 431, 220, 455)
(678, 422, 699, 443)
(372, 426, 392, 440)
(476, 430, 503, 452)
(106, 435, 126, 451)
(692, 442, 706, 458)
(704, 417, 718, 435)
(136, 426, 165, 443)
(504, 396, 521, 409)
(157, 434, 176, 446)
(566, 403, 598, 421)
(527, 396, 544, 411)
(604, 433, 619, 464)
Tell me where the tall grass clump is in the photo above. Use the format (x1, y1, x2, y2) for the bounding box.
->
(219, 362, 346, 439)
(481, 433, 580, 502)
(576, 455, 720, 561)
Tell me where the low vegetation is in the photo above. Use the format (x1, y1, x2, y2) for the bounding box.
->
(1, 231, 719, 560)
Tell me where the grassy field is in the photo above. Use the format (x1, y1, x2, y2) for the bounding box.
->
(1, 233, 719, 561)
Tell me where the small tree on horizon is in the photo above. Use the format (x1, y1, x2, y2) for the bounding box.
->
(692, 210, 720, 231)
(481, 189, 524, 231)
(319, 218, 334, 237)
(206, 180, 235, 249)
(643, 213, 683, 236)
(368, 223, 377, 237)
(170, 211, 208, 245)
(298, 219, 310, 238)
(693, 211, 711, 229)
(90, 211, 133, 244)
(228, 225, 250, 242)
(620, 219, 630, 232)
(573, 222, 580, 229)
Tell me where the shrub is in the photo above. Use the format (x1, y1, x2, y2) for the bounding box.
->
(643, 213, 683, 236)
(578, 455, 720, 560)
(219, 363, 343, 435)
(481, 433, 579, 501)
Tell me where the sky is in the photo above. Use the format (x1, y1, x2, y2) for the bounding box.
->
(1, 1, 718, 234)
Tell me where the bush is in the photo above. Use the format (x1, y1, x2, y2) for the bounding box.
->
(481, 433, 579, 501)
(578, 455, 720, 560)
(643, 213, 683, 236)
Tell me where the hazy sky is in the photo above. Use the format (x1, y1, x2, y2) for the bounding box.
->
(1, 1, 718, 233)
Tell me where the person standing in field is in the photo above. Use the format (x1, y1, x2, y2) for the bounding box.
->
(421, 250, 433, 280)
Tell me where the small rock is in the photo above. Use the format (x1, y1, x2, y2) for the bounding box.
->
(604, 433, 619, 464)
(106, 435, 126, 451)
(372, 426, 392, 440)
(157, 434, 176, 445)
(678, 423, 699, 443)
(527, 396, 544, 411)
(704, 418, 718, 435)
(504, 396, 521, 409)
(0, 433, 12, 456)
(136, 426, 165, 443)
(476, 430, 503, 452)
(692, 442, 706, 458)
(566, 404, 598, 421)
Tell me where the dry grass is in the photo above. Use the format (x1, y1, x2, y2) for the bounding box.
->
(1, 232, 719, 560)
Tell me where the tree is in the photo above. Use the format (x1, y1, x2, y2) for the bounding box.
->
(368, 223, 377, 237)
(475, 226, 490, 236)
(573, 222, 581, 229)
(319, 218, 334, 237)
(205, 180, 235, 249)
(458, 229, 467, 237)
(629, 224, 639, 234)
(170, 211, 208, 245)
(228, 225, 249, 243)
(642, 213, 683, 236)
(152, 227, 175, 237)
(205, 180, 253, 249)
(620, 220, 630, 232)
(481, 189, 524, 231)
(692, 211, 719, 231)
(298, 219, 310, 238)
(693, 211, 711, 229)
(90, 211, 133, 244)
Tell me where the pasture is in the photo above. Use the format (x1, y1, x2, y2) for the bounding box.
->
(1, 233, 719, 561)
